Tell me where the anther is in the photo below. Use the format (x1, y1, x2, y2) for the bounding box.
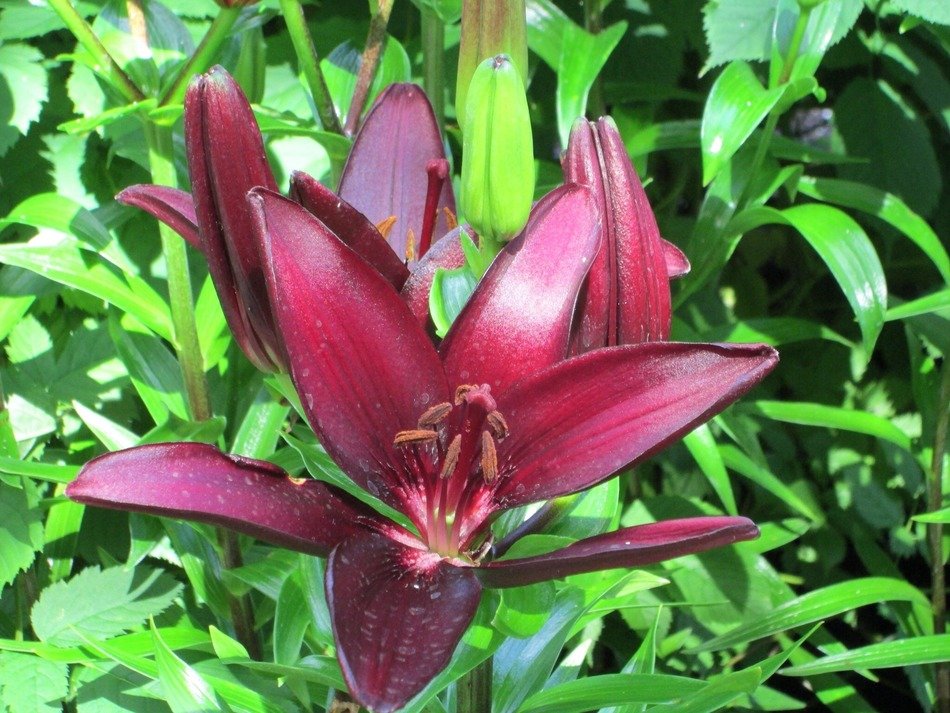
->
(443, 207, 458, 231)
(439, 434, 462, 479)
(393, 428, 438, 447)
(454, 384, 477, 405)
(481, 431, 499, 483)
(486, 410, 509, 440)
(418, 402, 453, 428)
(419, 159, 449, 257)
(375, 215, 397, 240)
(405, 228, 416, 263)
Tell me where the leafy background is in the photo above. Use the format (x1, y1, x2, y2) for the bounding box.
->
(0, 0, 948, 711)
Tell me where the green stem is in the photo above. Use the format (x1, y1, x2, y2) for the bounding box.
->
(777, 4, 812, 87)
(344, 0, 396, 136)
(421, 7, 446, 128)
(278, 0, 343, 134)
(144, 123, 212, 422)
(930, 365, 950, 713)
(46, 0, 145, 103)
(159, 7, 242, 107)
(583, 0, 606, 118)
(457, 657, 492, 713)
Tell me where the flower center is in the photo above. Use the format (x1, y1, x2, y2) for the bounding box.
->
(393, 383, 509, 558)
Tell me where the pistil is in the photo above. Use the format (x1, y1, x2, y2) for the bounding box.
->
(418, 158, 449, 257)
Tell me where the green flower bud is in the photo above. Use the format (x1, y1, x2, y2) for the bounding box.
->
(456, 0, 527, 130)
(461, 54, 535, 243)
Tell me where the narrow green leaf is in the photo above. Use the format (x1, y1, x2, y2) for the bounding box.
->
(208, 626, 249, 660)
(0, 457, 77, 484)
(694, 577, 930, 651)
(912, 507, 950, 524)
(748, 400, 912, 451)
(718, 445, 822, 523)
(273, 571, 310, 665)
(73, 400, 138, 450)
(651, 668, 761, 713)
(705, 317, 853, 349)
(886, 289, 950, 322)
(683, 424, 737, 516)
(782, 634, 950, 676)
(520, 673, 706, 713)
(151, 623, 222, 713)
(43, 483, 84, 582)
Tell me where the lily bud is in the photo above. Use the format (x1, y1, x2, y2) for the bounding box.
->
(461, 54, 534, 243)
(456, 0, 527, 130)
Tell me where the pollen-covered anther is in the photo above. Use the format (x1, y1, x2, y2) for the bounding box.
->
(393, 428, 438, 447)
(405, 228, 417, 262)
(375, 215, 397, 240)
(443, 207, 458, 230)
(439, 434, 462, 479)
(486, 410, 509, 440)
(417, 401, 452, 428)
(481, 430, 499, 483)
(454, 384, 477, 405)
(287, 476, 309, 486)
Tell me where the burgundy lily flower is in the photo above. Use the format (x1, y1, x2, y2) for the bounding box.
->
(117, 66, 455, 369)
(563, 117, 691, 353)
(69, 178, 777, 710)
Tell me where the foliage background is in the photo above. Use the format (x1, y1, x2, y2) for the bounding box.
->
(0, 0, 948, 711)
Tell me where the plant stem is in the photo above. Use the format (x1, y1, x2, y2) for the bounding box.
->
(456, 657, 492, 713)
(930, 364, 950, 713)
(421, 7, 445, 128)
(159, 6, 242, 107)
(47, 0, 145, 103)
(777, 4, 812, 86)
(278, 0, 343, 134)
(345, 0, 395, 136)
(144, 123, 212, 422)
(216, 528, 262, 660)
(583, 0, 606, 118)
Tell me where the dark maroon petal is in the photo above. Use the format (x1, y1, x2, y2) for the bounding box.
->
(116, 185, 201, 251)
(249, 188, 451, 518)
(65, 443, 386, 557)
(440, 185, 601, 393)
(400, 225, 472, 327)
(492, 343, 779, 508)
(290, 171, 410, 291)
(564, 118, 671, 350)
(338, 84, 455, 262)
(478, 517, 759, 587)
(327, 532, 481, 713)
(662, 239, 690, 278)
(186, 65, 280, 371)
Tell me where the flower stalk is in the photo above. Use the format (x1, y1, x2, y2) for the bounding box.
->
(421, 7, 446, 128)
(457, 658, 492, 713)
(278, 0, 343, 134)
(930, 364, 950, 713)
(344, 0, 396, 136)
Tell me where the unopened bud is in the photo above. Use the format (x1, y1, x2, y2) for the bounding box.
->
(461, 54, 534, 242)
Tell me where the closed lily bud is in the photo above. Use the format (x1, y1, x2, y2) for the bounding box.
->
(456, 0, 527, 130)
(461, 54, 534, 243)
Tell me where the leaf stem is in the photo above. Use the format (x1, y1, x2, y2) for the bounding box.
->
(583, 0, 606, 118)
(344, 0, 396, 136)
(278, 0, 344, 134)
(421, 7, 445, 128)
(159, 6, 242, 107)
(929, 364, 950, 713)
(778, 4, 812, 86)
(46, 0, 145, 103)
(456, 657, 492, 713)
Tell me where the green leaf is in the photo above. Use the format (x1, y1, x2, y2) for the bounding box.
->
(783, 634, 950, 676)
(886, 289, 950, 322)
(912, 507, 950, 524)
(650, 668, 761, 713)
(796, 176, 950, 283)
(151, 623, 223, 713)
(694, 577, 930, 651)
(0, 43, 49, 156)
(430, 264, 478, 338)
(73, 400, 138, 450)
(0, 652, 68, 713)
(718, 445, 822, 523)
(0, 457, 78, 484)
(888, 0, 950, 25)
(748, 400, 912, 451)
(600, 608, 661, 713)
(704, 317, 853, 348)
(520, 673, 706, 713)
(0, 478, 44, 586)
(273, 570, 310, 665)
(495, 580, 556, 638)
(43, 485, 85, 582)
(683, 424, 737, 516)
(31, 565, 183, 646)
(701, 62, 785, 185)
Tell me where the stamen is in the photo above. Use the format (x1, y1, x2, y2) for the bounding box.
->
(375, 215, 397, 240)
(443, 207, 458, 231)
(486, 410, 509, 440)
(405, 228, 416, 263)
(393, 428, 438, 447)
(454, 384, 477, 405)
(418, 402, 453, 428)
(439, 434, 462, 479)
(468, 534, 494, 563)
(481, 431, 499, 483)
(419, 158, 449, 258)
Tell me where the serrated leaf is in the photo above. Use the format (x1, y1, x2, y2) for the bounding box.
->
(889, 0, 950, 25)
(0, 43, 49, 156)
(0, 652, 68, 713)
(0, 479, 44, 586)
(31, 566, 182, 646)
